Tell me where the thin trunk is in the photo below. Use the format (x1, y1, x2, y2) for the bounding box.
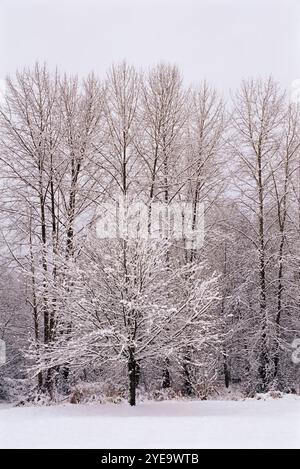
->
(257, 147, 269, 391)
(162, 358, 171, 389)
(128, 346, 137, 406)
(274, 239, 284, 379)
(29, 221, 43, 390)
(182, 353, 194, 396)
(223, 350, 230, 388)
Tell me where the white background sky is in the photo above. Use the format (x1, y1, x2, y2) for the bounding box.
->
(0, 0, 299, 94)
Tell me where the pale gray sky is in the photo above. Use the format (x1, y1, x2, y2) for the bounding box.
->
(0, 0, 299, 93)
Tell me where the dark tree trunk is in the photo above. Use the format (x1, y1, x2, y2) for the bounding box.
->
(182, 355, 194, 396)
(58, 365, 71, 394)
(223, 350, 230, 388)
(162, 359, 171, 389)
(274, 236, 284, 381)
(257, 147, 269, 392)
(128, 348, 137, 406)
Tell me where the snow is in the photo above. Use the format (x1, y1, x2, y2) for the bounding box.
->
(0, 396, 299, 449)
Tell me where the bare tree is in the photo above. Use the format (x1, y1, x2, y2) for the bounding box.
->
(231, 77, 285, 391)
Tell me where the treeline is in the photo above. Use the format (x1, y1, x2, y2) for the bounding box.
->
(0, 63, 299, 405)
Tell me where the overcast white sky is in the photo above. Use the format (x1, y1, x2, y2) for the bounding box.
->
(0, 0, 299, 93)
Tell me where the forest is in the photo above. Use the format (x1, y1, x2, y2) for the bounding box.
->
(0, 62, 299, 406)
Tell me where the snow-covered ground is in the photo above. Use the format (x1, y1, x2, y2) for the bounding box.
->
(0, 396, 299, 449)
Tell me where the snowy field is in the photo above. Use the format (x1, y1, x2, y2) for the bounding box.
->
(0, 395, 299, 449)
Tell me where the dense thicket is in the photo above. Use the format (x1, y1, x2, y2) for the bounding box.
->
(0, 63, 299, 405)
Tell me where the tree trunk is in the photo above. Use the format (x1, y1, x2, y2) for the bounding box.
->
(274, 238, 284, 380)
(182, 354, 194, 396)
(223, 350, 230, 388)
(128, 347, 137, 406)
(162, 358, 171, 389)
(257, 147, 269, 392)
